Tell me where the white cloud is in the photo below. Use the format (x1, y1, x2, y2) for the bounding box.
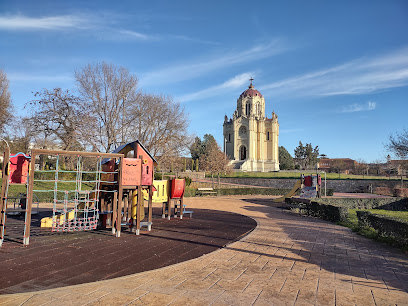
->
(177, 72, 255, 102)
(259, 46, 408, 98)
(341, 101, 376, 113)
(118, 30, 154, 40)
(8, 73, 73, 83)
(140, 40, 287, 86)
(0, 15, 88, 30)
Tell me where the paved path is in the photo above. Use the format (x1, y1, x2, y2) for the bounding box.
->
(1, 195, 407, 305)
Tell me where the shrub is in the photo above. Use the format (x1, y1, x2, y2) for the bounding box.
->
(184, 176, 192, 186)
(154, 172, 162, 180)
(375, 187, 393, 196)
(394, 188, 408, 197)
(310, 202, 348, 222)
(357, 211, 408, 247)
(289, 200, 348, 222)
(183, 187, 293, 197)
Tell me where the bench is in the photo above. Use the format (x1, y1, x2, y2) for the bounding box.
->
(196, 187, 217, 196)
(174, 203, 194, 218)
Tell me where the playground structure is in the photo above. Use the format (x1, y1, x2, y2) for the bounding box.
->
(274, 174, 322, 202)
(0, 140, 187, 247)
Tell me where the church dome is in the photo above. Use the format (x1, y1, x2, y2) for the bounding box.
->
(240, 79, 263, 98)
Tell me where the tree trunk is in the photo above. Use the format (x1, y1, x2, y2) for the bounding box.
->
(218, 174, 220, 189)
(211, 173, 214, 189)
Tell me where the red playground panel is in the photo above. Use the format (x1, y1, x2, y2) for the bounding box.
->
(122, 158, 142, 186)
(9, 153, 30, 184)
(170, 179, 185, 199)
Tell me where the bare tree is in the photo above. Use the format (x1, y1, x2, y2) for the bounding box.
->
(0, 69, 12, 133)
(354, 159, 369, 178)
(128, 93, 191, 161)
(388, 129, 408, 158)
(200, 139, 231, 187)
(75, 62, 138, 152)
(26, 88, 89, 151)
(331, 160, 347, 179)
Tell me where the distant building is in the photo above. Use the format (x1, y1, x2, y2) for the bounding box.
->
(318, 158, 356, 174)
(223, 79, 279, 172)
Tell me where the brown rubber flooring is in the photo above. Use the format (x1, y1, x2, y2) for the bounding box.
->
(0, 207, 256, 295)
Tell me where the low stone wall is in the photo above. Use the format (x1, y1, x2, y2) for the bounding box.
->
(217, 177, 405, 193)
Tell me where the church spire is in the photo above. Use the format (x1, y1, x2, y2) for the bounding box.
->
(249, 77, 254, 89)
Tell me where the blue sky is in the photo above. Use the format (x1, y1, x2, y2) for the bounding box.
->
(1, 0, 407, 162)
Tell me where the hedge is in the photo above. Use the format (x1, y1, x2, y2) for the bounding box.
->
(289, 200, 348, 223)
(317, 197, 408, 210)
(184, 187, 293, 197)
(357, 211, 408, 247)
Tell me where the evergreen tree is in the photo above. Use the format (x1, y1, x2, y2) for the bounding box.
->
(279, 146, 295, 170)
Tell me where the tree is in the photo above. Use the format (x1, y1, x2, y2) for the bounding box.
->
(279, 146, 294, 170)
(190, 137, 203, 160)
(294, 141, 319, 169)
(354, 159, 369, 178)
(75, 62, 138, 152)
(388, 129, 408, 158)
(26, 88, 89, 151)
(128, 93, 191, 160)
(0, 69, 12, 133)
(331, 160, 347, 178)
(200, 139, 230, 187)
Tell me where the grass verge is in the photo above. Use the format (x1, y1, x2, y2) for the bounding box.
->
(338, 209, 408, 251)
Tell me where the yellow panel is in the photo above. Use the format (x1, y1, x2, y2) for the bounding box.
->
(143, 180, 169, 203)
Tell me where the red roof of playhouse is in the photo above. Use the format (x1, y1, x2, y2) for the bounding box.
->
(240, 81, 263, 98)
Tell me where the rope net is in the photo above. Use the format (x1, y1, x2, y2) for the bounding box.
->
(32, 154, 118, 232)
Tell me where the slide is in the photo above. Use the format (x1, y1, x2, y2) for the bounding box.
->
(273, 180, 301, 202)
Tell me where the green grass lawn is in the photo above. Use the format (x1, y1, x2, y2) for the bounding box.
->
(348, 209, 408, 223)
(0, 177, 95, 202)
(217, 171, 407, 180)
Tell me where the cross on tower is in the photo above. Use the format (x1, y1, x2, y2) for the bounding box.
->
(249, 77, 254, 88)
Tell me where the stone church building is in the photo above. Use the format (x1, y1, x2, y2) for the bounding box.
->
(223, 79, 279, 171)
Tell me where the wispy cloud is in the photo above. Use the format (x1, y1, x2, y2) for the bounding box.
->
(0, 13, 218, 44)
(0, 14, 89, 30)
(341, 101, 376, 113)
(140, 40, 287, 86)
(8, 73, 73, 83)
(260, 46, 408, 98)
(177, 72, 255, 102)
(118, 30, 153, 40)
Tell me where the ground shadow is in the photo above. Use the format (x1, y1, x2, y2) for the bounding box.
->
(0, 207, 256, 294)
(240, 197, 408, 293)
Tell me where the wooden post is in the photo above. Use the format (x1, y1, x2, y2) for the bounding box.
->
(179, 179, 186, 219)
(116, 157, 123, 237)
(123, 193, 128, 221)
(166, 180, 171, 220)
(136, 185, 141, 235)
(112, 191, 117, 235)
(127, 191, 132, 224)
(0, 147, 10, 247)
(23, 150, 36, 246)
(148, 185, 153, 231)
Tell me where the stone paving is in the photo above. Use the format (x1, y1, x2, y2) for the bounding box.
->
(0, 195, 407, 305)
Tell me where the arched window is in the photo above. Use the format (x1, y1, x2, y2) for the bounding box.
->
(228, 133, 231, 142)
(240, 146, 247, 160)
(267, 132, 270, 141)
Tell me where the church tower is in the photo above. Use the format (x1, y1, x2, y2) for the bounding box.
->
(223, 79, 279, 172)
